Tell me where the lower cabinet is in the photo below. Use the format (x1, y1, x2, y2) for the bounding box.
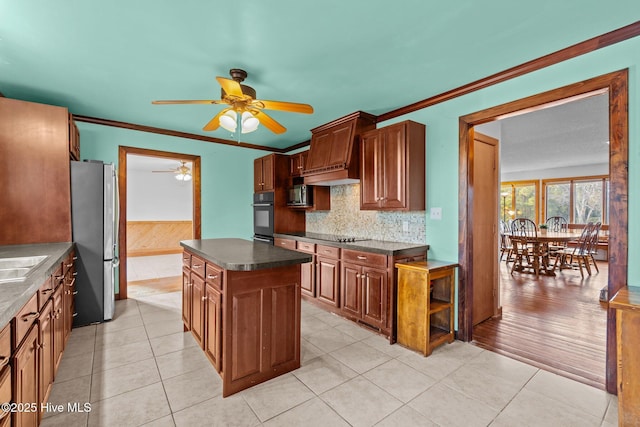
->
(316, 256, 340, 307)
(341, 251, 388, 330)
(39, 299, 54, 414)
(182, 267, 192, 330)
(52, 284, 64, 374)
(190, 274, 205, 348)
(12, 325, 39, 427)
(0, 325, 11, 427)
(204, 283, 222, 371)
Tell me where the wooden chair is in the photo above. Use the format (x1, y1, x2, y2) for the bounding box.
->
(510, 218, 547, 276)
(499, 220, 513, 262)
(553, 223, 594, 278)
(545, 216, 569, 257)
(587, 222, 602, 273)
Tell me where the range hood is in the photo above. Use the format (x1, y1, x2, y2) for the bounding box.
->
(302, 111, 376, 186)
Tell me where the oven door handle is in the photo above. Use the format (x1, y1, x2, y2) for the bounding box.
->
(252, 203, 273, 207)
(254, 236, 273, 243)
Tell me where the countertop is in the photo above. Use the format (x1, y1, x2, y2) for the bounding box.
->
(0, 242, 74, 327)
(274, 232, 429, 256)
(180, 238, 312, 271)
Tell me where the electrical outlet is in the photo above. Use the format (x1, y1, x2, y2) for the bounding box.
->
(402, 221, 409, 232)
(430, 207, 442, 220)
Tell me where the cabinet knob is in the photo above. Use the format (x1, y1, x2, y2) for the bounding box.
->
(357, 255, 367, 260)
(202, 296, 207, 301)
(193, 264, 202, 269)
(207, 274, 218, 280)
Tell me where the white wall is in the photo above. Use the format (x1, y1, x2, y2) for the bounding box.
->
(501, 162, 609, 182)
(127, 169, 193, 221)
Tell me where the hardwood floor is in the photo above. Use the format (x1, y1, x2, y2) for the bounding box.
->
(472, 257, 607, 389)
(128, 275, 182, 298)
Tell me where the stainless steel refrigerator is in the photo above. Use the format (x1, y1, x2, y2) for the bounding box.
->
(71, 160, 119, 326)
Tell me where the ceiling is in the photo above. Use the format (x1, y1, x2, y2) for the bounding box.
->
(1, 1, 638, 150)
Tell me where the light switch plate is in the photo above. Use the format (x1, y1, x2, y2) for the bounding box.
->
(430, 207, 442, 220)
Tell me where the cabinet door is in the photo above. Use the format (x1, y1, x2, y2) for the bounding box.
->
(360, 131, 381, 209)
(0, 365, 11, 427)
(361, 267, 387, 328)
(327, 123, 355, 166)
(204, 283, 222, 372)
(191, 274, 205, 348)
(12, 325, 39, 427)
(52, 285, 64, 373)
(253, 158, 264, 192)
(39, 299, 54, 408)
(316, 257, 340, 307)
(290, 151, 308, 176)
(269, 283, 299, 368)
(300, 256, 315, 297)
(380, 124, 406, 209)
(341, 263, 362, 317)
(262, 155, 274, 191)
(182, 268, 192, 330)
(306, 131, 332, 170)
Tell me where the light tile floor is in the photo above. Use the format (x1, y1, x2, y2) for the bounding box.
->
(41, 291, 619, 427)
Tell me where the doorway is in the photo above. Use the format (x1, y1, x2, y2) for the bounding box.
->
(458, 70, 628, 394)
(117, 146, 202, 300)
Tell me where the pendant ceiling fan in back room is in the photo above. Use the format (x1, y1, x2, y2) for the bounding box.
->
(152, 161, 192, 181)
(152, 69, 314, 134)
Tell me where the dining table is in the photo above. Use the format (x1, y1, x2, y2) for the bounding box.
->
(507, 230, 583, 276)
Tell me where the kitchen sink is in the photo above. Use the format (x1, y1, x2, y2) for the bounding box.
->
(0, 256, 48, 283)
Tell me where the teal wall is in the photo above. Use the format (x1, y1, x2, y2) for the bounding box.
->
(383, 36, 639, 288)
(79, 36, 639, 291)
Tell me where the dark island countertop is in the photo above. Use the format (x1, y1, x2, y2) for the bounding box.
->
(0, 242, 74, 327)
(274, 232, 429, 256)
(180, 238, 312, 271)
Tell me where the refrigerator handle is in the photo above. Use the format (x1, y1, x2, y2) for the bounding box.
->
(113, 166, 120, 257)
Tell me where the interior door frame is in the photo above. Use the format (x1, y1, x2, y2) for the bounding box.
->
(458, 69, 628, 394)
(117, 146, 202, 300)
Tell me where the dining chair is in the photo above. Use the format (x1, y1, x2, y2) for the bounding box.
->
(545, 216, 569, 258)
(510, 218, 546, 276)
(499, 220, 513, 262)
(553, 222, 594, 278)
(587, 222, 602, 273)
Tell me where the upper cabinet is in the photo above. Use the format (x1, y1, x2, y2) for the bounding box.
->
(289, 151, 308, 177)
(68, 114, 80, 160)
(254, 155, 274, 192)
(360, 120, 425, 211)
(0, 97, 72, 245)
(303, 111, 376, 186)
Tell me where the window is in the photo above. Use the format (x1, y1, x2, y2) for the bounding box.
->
(500, 181, 539, 224)
(542, 176, 608, 224)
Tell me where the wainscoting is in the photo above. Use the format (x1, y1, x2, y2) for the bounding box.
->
(126, 220, 193, 257)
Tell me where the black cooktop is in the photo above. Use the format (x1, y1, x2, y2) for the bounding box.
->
(302, 232, 369, 243)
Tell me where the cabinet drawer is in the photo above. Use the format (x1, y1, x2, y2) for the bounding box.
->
(62, 251, 75, 276)
(13, 293, 39, 350)
(275, 238, 296, 250)
(316, 245, 340, 259)
(52, 265, 64, 289)
(342, 249, 386, 267)
(190, 255, 206, 278)
(182, 252, 192, 268)
(38, 276, 55, 311)
(296, 241, 316, 254)
(205, 263, 223, 290)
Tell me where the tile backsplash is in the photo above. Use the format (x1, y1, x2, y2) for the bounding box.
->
(306, 184, 426, 244)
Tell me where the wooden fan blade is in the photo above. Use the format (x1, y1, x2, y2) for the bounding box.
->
(152, 100, 225, 105)
(253, 110, 286, 134)
(254, 99, 313, 114)
(216, 77, 244, 97)
(203, 108, 230, 131)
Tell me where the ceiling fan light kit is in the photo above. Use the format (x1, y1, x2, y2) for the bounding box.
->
(152, 68, 313, 135)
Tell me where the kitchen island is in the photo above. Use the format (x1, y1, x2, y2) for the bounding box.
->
(180, 238, 312, 397)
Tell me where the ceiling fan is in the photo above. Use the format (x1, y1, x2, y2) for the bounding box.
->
(152, 161, 192, 181)
(152, 69, 314, 134)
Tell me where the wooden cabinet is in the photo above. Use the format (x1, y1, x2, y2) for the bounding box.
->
(296, 242, 316, 297)
(0, 97, 72, 246)
(254, 155, 274, 192)
(396, 261, 456, 356)
(0, 325, 11, 427)
(204, 283, 222, 371)
(63, 251, 76, 345)
(275, 238, 296, 251)
(609, 287, 640, 424)
(12, 324, 39, 427)
(341, 249, 388, 330)
(303, 112, 377, 185)
(360, 120, 425, 211)
(69, 114, 80, 160)
(316, 245, 341, 308)
(191, 274, 205, 348)
(181, 248, 301, 396)
(52, 284, 64, 373)
(39, 299, 54, 412)
(182, 267, 192, 330)
(290, 151, 308, 177)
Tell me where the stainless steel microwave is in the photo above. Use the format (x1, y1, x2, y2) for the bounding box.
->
(287, 184, 312, 206)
